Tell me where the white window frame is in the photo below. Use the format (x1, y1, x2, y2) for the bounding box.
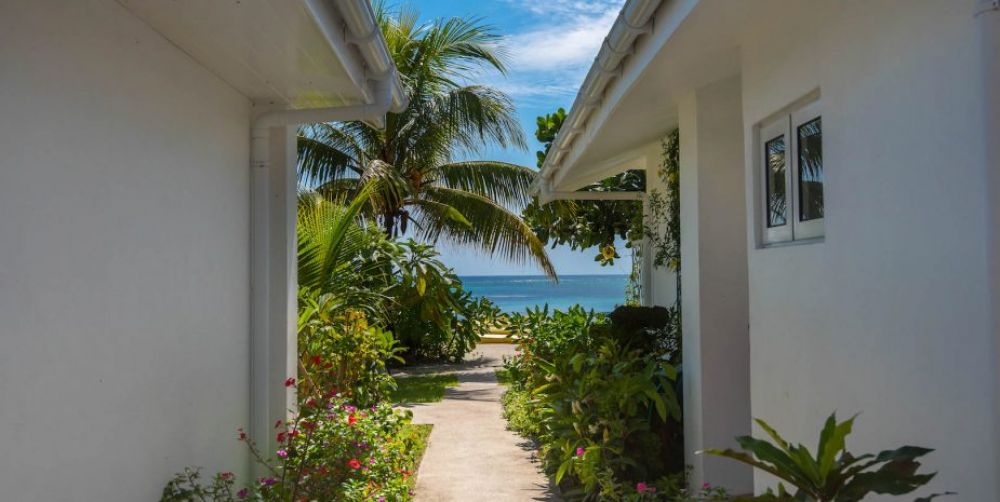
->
(757, 98, 825, 246)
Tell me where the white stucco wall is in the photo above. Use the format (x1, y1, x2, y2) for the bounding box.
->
(678, 77, 752, 493)
(0, 0, 252, 500)
(740, 1, 996, 499)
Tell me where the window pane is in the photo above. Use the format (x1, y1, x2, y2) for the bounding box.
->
(798, 117, 823, 221)
(765, 135, 787, 227)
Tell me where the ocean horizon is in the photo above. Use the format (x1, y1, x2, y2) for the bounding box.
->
(460, 274, 628, 314)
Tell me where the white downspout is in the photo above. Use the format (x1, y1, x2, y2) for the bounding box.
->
(247, 73, 401, 459)
(977, 0, 1000, 497)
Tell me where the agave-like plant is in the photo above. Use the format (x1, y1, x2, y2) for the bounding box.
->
(704, 413, 952, 501)
(298, 3, 554, 277)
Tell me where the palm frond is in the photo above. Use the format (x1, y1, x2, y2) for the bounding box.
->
(297, 124, 367, 188)
(297, 184, 374, 292)
(432, 161, 536, 208)
(414, 187, 556, 279)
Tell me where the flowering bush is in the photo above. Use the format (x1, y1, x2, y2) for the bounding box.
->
(297, 290, 403, 407)
(161, 390, 420, 501)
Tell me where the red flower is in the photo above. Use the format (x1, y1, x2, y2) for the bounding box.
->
(284, 377, 296, 388)
(302, 420, 317, 431)
(220, 472, 234, 481)
(237, 428, 247, 441)
(305, 398, 317, 408)
(310, 355, 322, 366)
(276, 432, 287, 443)
(274, 420, 282, 429)
(348, 414, 358, 426)
(347, 459, 362, 470)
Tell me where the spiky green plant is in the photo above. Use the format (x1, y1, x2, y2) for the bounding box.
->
(705, 413, 952, 501)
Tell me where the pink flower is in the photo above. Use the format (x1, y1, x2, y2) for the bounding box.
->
(636, 482, 649, 494)
(276, 449, 288, 458)
(260, 477, 277, 486)
(576, 447, 585, 457)
(702, 482, 712, 491)
(237, 488, 249, 499)
(347, 458, 362, 470)
(219, 472, 234, 481)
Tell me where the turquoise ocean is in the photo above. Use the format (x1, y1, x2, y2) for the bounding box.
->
(460, 274, 629, 313)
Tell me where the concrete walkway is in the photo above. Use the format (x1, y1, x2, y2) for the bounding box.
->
(397, 344, 558, 501)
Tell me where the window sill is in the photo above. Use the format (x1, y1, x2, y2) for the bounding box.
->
(758, 236, 824, 250)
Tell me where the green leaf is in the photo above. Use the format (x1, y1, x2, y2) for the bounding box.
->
(555, 458, 573, 484)
(816, 413, 854, 481)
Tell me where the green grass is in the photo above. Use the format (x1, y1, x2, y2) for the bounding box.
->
(494, 367, 513, 385)
(390, 374, 459, 404)
(400, 423, 432, 490)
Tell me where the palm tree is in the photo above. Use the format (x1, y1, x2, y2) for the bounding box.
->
(297, 4, 555, 278)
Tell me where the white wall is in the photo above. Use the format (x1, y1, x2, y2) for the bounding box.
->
(679, 77, 752, 493)
(0, 0, 252, 499)
(740, 1, 996, 499)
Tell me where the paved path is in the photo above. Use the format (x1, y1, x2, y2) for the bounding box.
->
(396, 344, 558, 502)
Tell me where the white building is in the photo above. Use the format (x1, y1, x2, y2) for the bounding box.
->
(0, 1, 404, 500)
(535, 0, 1000, 499)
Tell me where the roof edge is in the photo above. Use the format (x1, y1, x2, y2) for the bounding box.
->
(310, 0, 408, 113)
(533, 0, 663, 194)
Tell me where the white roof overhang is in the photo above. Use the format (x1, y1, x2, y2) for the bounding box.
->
(116, 0, 406, 114)
(534, 0, 754, 200)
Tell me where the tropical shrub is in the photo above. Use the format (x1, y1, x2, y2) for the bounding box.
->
(298, 192, 497, 363)
(297, 289, 404, 407)
(500, 306, 684, 500)
(706, 413, 951, 501)
(380, 240, 497, 362)
(161, 388, 421, 501)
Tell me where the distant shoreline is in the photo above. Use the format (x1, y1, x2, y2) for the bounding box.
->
(458, 273, 627, 279)
(459, 274, 628, 313)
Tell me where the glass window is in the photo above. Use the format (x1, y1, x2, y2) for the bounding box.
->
(797, 117, 823, 221)
(765, 136, 787, 228)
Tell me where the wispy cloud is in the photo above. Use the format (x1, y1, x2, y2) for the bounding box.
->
(496, 0, 624, 100)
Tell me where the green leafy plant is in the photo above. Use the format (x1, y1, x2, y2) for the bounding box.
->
(705, 413, 952, 501)
(381, 240, 497, 362)
(500, 306, 684, 501)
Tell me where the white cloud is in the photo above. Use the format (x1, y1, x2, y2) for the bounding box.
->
(494, 0, 624, 99)
(505, 0, 620, 71)
(502, 0, 622, 16)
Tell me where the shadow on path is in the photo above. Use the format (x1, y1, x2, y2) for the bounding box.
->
(400, 344, 560, 502)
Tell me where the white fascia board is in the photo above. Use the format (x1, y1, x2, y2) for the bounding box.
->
(538, 141, 660, 205)
(555, 141, 662, 191)
(537, 0, 699, 193)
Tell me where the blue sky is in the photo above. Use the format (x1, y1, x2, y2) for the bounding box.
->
(405, 0, 630, 276)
